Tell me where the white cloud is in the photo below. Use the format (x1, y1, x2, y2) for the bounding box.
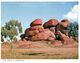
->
(63, 5, 78, 22)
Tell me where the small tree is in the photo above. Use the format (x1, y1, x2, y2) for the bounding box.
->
(1, 20, 22, 42)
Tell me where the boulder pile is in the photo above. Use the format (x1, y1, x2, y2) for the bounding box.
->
(24, 19, 55, 41)
(25, 19, 44, 37)
(21, 18, 76, 45)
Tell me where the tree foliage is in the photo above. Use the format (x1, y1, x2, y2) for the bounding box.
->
(67, 22, 78, 41)
(1, 20, 22, 42)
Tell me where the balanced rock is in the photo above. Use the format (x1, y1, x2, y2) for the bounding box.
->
(30, 19, 42, 27)
(43, 19, 59, 28)
(60, 19, 69, 28)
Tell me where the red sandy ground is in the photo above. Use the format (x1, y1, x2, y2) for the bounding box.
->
(1, 39, 78, 59)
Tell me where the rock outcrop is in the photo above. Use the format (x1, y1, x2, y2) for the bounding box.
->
(31, 29, 55, 41)
(20, 18, 76, 45)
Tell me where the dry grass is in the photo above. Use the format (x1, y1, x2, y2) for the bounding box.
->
(1, 41, 78, 59)
(1, 48, 78, 59)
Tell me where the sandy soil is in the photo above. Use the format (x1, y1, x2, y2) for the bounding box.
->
(1, 40, 78, 59)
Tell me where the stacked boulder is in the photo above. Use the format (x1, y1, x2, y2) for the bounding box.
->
(24, 19, 55, 41)
(43, 19, 75, 45)
(25, 19, 44, 37)
(55, 19, 76, 44)
(31, 29, 55, 41)
(43, 19, 63, 45)
(43, 19, 59, 34)
(56, 19, 69, 36)
(57, 31, 76, 45)
(20, 18, 76, 45)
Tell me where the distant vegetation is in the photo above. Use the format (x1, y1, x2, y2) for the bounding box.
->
(68, 22, 78, 41)
(1, 20, 22, 42)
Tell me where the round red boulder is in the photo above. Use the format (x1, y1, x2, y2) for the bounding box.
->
(30, 19, 42, 27)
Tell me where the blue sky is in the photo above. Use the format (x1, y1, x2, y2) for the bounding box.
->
(1, 2, 78, 31)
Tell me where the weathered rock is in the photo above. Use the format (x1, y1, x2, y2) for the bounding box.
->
(56, 19, 69, 35)
(30, 19, 42, 27)
(25, 25, 44, 37)
(43, 19, 59, 28)
(31, 29, 55, 41)
(25, 28, 39, 37)
(49, 27, 56, 34)
(59, 19, 69, 28)
(58, 31, 76, 45)
(30, 25, 44, 32)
